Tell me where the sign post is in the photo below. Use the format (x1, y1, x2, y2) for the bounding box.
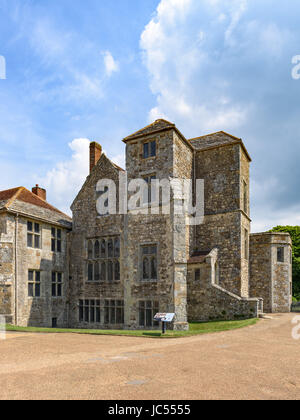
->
(154, 313, 175, 334)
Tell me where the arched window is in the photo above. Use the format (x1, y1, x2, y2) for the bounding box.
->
(94, 240, 100, 259)
(100, 262, 106, 281)
(88, 263, 93, 282)
(94, 262, 100, 281)
(100, 239, 106, 258)
(88, 240, 93, 259)
(115, 261, 120, 281)
(108, 260, 113, 282)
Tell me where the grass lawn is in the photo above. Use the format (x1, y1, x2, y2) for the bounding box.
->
(6, 318, 258, 338)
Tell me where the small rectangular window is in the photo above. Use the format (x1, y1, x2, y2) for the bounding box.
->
(143, 141, 156, 159)
(277, 247, 284, 263)
(28, 270, 41, 297)
(195, 269, 201, 282)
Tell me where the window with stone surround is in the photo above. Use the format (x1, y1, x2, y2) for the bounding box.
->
(143, 174, 157, 205)
(277, 247, 284, 263)
(87, 237, 120, 282)
(52, 272, 63, 297)
(27, 221, 41, 249)
(139, 301, 159, 327)
(141, 244, 158, 282)
(143, 140, 156, 159)
(79, 299, 124, 324)
(79, 300, 101, 323)
(51, 227, 62, 252)
(104, 300, 124, 324)
(28, 270, 41, 297)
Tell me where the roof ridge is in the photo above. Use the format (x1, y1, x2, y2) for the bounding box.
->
(189, 131, 241, 142)
(123, 119, 175, 141)
(5, 187, 25, 208)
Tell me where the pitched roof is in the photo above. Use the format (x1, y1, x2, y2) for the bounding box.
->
(189, 131, 251, 161)
(123, 119, 176, 142)
(187, 250, 212, 264)
(0, 187, 72, 228)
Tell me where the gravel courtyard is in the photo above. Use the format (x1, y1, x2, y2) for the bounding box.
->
(0, 313, 299, 400)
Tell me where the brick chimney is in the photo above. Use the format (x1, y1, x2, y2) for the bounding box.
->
(32, 184, 46, 201)
(90, 141, 102, 173)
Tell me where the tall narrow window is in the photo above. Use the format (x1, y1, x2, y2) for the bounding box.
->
(243, 181, 248, 214)
(100, 239, 106, 258)
(88, 240, 93, 259)
(277, 247, 284, 263)
(143, 175, 156, 205)
(52, 272, 63, 297)
(100, 262, 106, 281)
(27, 221, 41, 249)
(88, 263, 93, 282)
(195, 268, 201, 282)
(94, 240, 100, 259)
(51, 227, 62, 252)
(244, 229, 249, 260)
(142, 245, 158, 281)
(28, 270, 41, 297)
(94, 262, 100, 281)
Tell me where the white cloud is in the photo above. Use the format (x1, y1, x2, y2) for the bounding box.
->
(140, 0, 251, 135)
(39, 138, 90, 215)
(103, 51, 119, 77)
(38, 139, 126, 215)
(140, 0, 299, 232)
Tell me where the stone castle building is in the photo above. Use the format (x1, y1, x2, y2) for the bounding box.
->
(0, 120, 293, 330)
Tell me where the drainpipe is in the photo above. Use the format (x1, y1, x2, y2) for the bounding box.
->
(14, 213, 19, 325)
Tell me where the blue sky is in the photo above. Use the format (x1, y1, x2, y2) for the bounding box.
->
(0, 0, 300, 231)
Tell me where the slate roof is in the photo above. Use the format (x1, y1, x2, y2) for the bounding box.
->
(189, 131, 251, 161)
(123, 119, 176, 142)
(0, 187, 72, 228)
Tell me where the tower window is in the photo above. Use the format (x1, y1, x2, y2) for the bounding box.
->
(277, 247, 284, 263)
(143, 140, 156, 159)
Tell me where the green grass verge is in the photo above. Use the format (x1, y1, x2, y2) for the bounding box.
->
(6, 318, 258, 338)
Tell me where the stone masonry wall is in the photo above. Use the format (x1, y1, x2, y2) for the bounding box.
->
(187, 249, 259, 321)
(195, 144, 250, 297)
(16, 216, 69, 327)
(250, 233, 292, 313)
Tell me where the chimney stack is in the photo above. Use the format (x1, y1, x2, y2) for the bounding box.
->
(32, 184, 47, 201)
(90, 141, 102, 173)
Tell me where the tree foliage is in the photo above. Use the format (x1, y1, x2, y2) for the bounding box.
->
(270, 226, 300, 300)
